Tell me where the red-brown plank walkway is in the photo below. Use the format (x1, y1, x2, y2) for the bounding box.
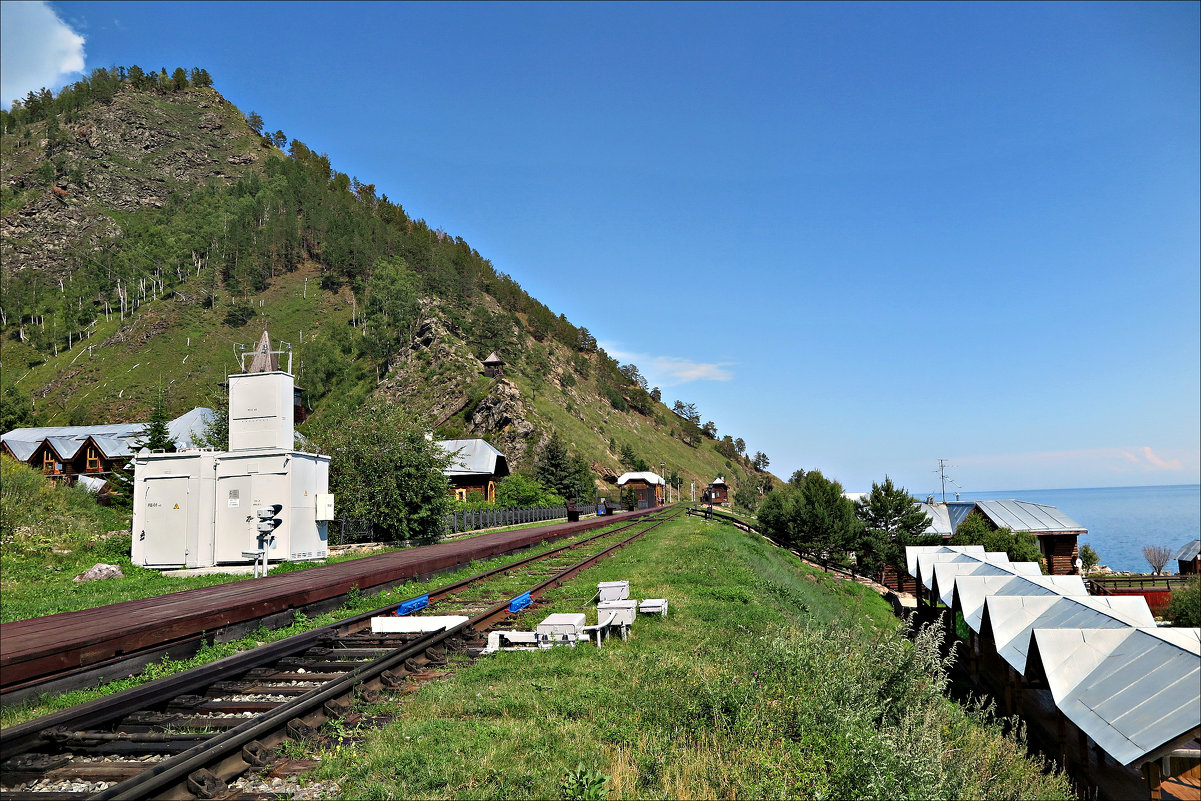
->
(0, 510, 652, 689)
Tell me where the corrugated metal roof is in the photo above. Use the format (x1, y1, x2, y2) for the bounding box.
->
(2, 408, 215, 455)
(982, 594, 1156, 674)
(1027, 626, 1201, 766)
(2, 439, 39, 461)
(947, 502, 978, 532)
(1173, 539, 1200, 562)
(932, 561, 1042, 607)
(437, 439, 508, 477)
(45, 436, 84, 460)
(905, 545, 985, 580)
(617, 471, 665, 486)
(916, 550, 1012, 590)
(974, 499, 1086, 533)
(952, 574, 1088, 633)
(168, 407, 216, 449)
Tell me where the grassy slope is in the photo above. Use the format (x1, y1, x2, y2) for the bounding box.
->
(303, 515, 1070, 800)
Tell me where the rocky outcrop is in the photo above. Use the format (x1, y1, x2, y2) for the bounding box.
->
(465, 378, 537, 465)
(1, 87, 265, 277)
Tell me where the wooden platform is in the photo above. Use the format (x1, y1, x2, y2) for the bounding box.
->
(0, 510, 651, 690)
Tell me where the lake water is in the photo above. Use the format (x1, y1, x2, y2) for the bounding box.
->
(951, 484, 1200, 574)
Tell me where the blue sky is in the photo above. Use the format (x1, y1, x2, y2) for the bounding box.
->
(4, 1, 1198, 494)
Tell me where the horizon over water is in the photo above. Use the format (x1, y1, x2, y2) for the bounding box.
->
(946, 483, 1200, 574)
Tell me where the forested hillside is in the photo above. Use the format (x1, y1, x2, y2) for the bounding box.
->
(1, 67, 776, 498)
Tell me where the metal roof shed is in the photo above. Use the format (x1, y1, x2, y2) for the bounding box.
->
(1024, 626, 1201, 766)
(952, 574, 1088, 633)
(981, 595, 1156, 674)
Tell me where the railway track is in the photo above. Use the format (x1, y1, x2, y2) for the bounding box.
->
(0, 509, 679, 800)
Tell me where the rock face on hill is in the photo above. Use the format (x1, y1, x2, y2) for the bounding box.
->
(1, 87, 265, 277)
(380, 303, 540, 467)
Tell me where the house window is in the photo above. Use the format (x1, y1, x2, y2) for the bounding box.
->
(455, 489, 467, 502)
(42, 452, 58, 473)
(487, 481, 496, 503)
(86, 447, 102, 472)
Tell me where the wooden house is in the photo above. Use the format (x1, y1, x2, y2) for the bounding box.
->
(438, 438, 509, 502)
(705, 477, 729, 506)
(945, 499, 1086, 576)
(1175, 539, 1200, 575)
(1, 409, 215, 487)
(617, 471, 665, 509)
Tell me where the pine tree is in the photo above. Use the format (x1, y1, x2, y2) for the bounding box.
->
(536, 432, 577, 501)
(139, 390, 176, 452)
(854, 476, 937, 573)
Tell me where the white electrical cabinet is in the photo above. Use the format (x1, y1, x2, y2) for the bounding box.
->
(597, 600, 638, 627)
(133, 449, 330, 568)
(132, 339, 333, 569)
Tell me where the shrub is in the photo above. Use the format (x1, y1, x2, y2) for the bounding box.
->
(1166, 575, 1200, 627)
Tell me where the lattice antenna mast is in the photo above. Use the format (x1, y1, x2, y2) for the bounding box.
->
(934, 459, 961, 503)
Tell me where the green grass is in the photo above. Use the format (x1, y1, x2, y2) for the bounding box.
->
(298, 515, 1071, 800)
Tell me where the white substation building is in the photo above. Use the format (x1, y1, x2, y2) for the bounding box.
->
(131, 332, 334, 568)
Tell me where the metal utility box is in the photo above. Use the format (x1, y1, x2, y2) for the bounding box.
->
(536, 613, 586, 646)
(133, 448, 330, 568)
(315, 493, 336, 521)
(597, 581, 630, 601)
(639, 598, 669, 616)
(597, 600, 637, 627)
(132, 335, 331, 570)
(132, 451, 218, 569)
(228, 371, 294, 451)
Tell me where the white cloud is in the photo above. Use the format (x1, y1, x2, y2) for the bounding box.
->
(1, 1, 86, 108)
(599, 342, 734, 387)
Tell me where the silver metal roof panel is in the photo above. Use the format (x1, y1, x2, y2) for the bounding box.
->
(1029, 627, 1201, 765)
(438, 438, 508, 477)
(953, 574, 1087, 633)
(984, 595, 1155, 674)
(905, 544, 984, 578)
(915, 502, 953, 535)
(974, 499, 1086, 533)
(2, 439, 39, 461)
(917, 550, 1011, 590)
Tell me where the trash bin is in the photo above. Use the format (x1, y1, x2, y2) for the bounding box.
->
(566, 503, 581, 523)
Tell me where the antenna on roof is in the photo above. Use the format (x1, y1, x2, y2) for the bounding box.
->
(934, 459, 961, 503)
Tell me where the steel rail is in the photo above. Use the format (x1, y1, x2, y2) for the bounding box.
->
(0, 513, 660, 762)
(88, 508, 678, 800)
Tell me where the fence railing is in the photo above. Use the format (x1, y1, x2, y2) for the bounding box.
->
(444, 505, 568, 534)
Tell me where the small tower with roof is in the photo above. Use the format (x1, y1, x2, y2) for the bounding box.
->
(483, 351, 504, 378)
